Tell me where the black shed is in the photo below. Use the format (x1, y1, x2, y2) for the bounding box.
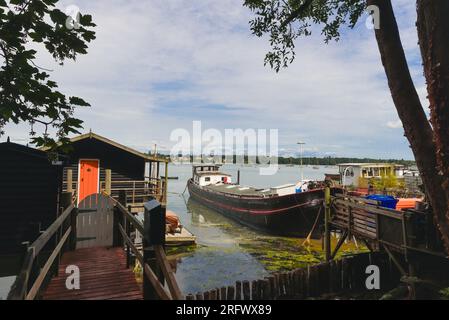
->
(0, 141, 64, 256)
(44, 132, 169, 209)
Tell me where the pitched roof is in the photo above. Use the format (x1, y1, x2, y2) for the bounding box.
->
(41, 132, 168, 163)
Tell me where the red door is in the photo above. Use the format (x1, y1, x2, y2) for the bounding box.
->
(79, 160, 99, 203)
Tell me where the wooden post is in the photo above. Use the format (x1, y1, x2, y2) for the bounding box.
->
(118, 190, 127, 207)
(143, 199, 166, 300)
(105, 169, 112, 195)
(235, 281, 242, 300)
(67, 169, 73, 194)
(112, 206, 122, 248)
(125, 207, 131, 269)
(226, 286, 235, 300)
(243, 281, 251, 300)
(164, 162, 168, 206)
(69, 208, 78, 251)
(324, 185, 331, 261)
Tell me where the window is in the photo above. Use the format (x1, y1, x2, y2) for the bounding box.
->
(205, 177, 211, 182)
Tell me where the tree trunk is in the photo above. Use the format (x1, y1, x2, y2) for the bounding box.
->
(367, 0, 449, 254)
(416, 0, 449, 253)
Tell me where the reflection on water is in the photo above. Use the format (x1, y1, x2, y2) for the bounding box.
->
(164, 164, 362, 295)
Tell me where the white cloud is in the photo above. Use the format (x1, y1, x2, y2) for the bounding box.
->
(386, 120, 403, 129)
(3, 0, 424, 159)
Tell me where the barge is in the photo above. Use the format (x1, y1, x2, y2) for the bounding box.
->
(187, 165, 335, 238)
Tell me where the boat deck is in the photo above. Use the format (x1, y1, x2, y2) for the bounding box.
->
(204, 183, 278, 197)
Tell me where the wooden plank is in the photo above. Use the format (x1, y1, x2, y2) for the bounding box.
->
(243, 281, 250, 300)
(235, 281, 242, 300)
(226, 286, 234, 300)
(42, 247, 142, 300)
(334, 199, 402, 219)
(220, 287, 227, 301)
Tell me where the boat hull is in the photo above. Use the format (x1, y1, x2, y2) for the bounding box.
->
(187, 179, 330, 238)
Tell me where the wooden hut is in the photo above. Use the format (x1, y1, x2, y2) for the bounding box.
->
(0, 141, 65, 256)
(43, 132, 169, 210)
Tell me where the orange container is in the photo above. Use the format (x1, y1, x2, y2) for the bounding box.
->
(396, 198, 422, 211)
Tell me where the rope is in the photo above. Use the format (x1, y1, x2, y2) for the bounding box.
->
(302, 205, 323, 247)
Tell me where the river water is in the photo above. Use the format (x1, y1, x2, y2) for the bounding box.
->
(165, 164, 342, 295)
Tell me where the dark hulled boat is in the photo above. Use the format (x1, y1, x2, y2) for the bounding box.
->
(187, 165, 333, 238)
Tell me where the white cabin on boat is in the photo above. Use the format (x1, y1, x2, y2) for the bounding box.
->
(338, 163, 405, 188)
(192, 165, 232, 187)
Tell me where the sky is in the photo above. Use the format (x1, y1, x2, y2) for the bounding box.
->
(3, 0, 428, 159)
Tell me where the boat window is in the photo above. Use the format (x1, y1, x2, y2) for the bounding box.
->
(205, 177, 211, 182)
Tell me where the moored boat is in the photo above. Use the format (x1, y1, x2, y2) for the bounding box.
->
(187, 165, 338, 238)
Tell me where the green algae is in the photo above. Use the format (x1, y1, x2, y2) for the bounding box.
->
(166, 244, 198, 257)
(238, 235, 369, 272)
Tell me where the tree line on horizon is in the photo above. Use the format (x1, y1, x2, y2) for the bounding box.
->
(160, 153, 415, 167)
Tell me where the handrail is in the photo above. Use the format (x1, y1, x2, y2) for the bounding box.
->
(333, 198, 402, 220)
(117, 224, 171, 300)
(8, 204, 76, 300)
(31, 204, 74, 256)
(115, 201, 144, 235)
(112, 194, 181, 300)
(25, 227, 72, 300)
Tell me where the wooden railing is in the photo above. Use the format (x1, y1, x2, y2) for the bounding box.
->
(101, 178, 166, 207)
(111, 196, 181, 300)
(7, 200, 78, 300)
(330, 194, 443, 257)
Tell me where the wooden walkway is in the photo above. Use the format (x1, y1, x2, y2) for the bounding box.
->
(43, 247, 142, 300)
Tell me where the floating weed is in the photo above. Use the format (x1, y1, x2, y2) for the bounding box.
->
(238, 234, 369, 272)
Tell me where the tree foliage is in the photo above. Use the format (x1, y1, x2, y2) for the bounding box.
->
(0, 0, 96, 148)
(244, 0, 366, 71)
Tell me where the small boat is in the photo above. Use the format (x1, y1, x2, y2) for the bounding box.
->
(187, 165, 339, 238)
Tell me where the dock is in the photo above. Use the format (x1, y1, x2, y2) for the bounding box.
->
(166, 228, 196, 246)
(7, 193, 183, 301)
(43, 247, 142, 300)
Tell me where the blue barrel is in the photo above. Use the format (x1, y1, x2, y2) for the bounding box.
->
(365, 195, 399, 209)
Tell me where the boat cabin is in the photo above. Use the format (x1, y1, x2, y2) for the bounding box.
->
(192, 165, 232, 187)
(338, 163, 405, 188)
(42, 132, 169, 210)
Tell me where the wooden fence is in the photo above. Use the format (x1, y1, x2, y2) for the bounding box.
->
(186, 252, 400, 300)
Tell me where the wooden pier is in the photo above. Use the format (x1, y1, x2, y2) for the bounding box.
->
(7, 193, 181, 301)
(43, 247, 142, 300)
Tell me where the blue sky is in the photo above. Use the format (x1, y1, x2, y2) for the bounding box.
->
(4, 0, 427, 159)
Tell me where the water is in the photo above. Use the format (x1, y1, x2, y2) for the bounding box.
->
(165, 164, 340, 294)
